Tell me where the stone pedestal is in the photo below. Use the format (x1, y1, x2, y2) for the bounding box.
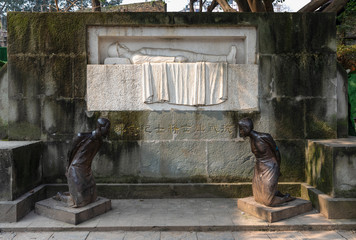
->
(35, 197, 111, 225)
(0, 141, 42, 201)
(307, 138, 356, 198)
(237, 196, 312, 223)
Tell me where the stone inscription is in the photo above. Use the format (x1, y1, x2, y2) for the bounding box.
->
(114, 123, 236, 136)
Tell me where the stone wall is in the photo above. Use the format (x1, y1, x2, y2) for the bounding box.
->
(0, 63, 7, 139)
(6, 12, 341, 184)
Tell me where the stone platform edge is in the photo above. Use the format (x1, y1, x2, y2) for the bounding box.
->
(1, 183, 355, 223)
(301, 183, 356, 219)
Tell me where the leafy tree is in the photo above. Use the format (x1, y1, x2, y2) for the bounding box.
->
(0, 0, 122, 15)
(188, 0, 349, 13)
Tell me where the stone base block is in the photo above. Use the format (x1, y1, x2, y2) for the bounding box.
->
(237, 196, 312, 223)
(35, 197, 111, 225)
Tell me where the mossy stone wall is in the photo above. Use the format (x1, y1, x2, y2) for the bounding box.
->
(6, 12, 338, 183)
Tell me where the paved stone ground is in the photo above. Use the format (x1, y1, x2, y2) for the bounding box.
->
(1, 230, 356, 240)
(1, 198, 356, 239)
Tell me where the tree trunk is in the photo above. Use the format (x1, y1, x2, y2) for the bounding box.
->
(54, 0, 59, 11)
(216, 0, 237, 12)
(263, 0, 274, 12)
(298, 0, 329, 12)
(199, 0, 203, 12)
(92, 0, 101, 12)
(247, 0, 266, 12)
(322, 0, 348, 13)
(235, 0, 251, 12)
(207, 0, 219, 12)
(190, 0, 197, 12)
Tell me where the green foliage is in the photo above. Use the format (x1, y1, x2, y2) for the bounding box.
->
(349, 71, 356, 135)
(337, 44, 356, 71)
(0, 0, 122, 16)
(337, 0, 356, 35)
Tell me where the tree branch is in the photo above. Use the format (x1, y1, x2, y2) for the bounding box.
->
(190, 0, 197, 12)
(235, 0, 251, 12)
(54, 0, 59, 11)
(322, 0, 348, 13)
(247, 0, 266, 12)
(298, 0, 329, 12)
(216, 0, 237, 12)
(207, 0, 218, 12)
(263, 0, 274, 12)
(92, 0, 101, 12)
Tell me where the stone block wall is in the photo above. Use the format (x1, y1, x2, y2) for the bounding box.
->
(0, 63, 7, 139)
(5, 12, 340, 184)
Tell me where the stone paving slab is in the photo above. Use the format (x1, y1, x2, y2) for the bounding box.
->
(1, 231, 356, 240)
(0, 199, 355, 232)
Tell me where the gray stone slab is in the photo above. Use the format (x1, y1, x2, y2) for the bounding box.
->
(50, 231, 89, 240)
(0, 184, 46, 223)
(0, 141, 40, 149)
(86, 231, 126, 240)
(0, 141, 42, 201)
(12, 232, 53, 240)
(35, 197, 111, 225)
(237, 197, 313, 223)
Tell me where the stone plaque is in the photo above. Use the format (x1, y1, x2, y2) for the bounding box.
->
(87, 26, 258, 111)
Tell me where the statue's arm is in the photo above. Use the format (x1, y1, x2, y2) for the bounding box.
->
(66, 132, 91, 169)
(262, 133, 281, 168)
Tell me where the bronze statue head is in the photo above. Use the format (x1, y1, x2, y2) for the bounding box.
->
(238, 118, 253, 138)
(97, 118, 110, 137)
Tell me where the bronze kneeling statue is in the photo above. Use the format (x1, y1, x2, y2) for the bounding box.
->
(54, 118, 110, 208)
(238, 118, 295, 207)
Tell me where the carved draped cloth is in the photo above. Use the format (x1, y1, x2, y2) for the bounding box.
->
(142, 62, 227, 106)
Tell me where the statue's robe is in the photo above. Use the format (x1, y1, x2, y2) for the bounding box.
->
(66, 130, 102, 207)
(251, 133, 281, 206)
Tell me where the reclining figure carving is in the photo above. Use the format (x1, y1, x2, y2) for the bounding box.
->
(105, 42, 237, 64)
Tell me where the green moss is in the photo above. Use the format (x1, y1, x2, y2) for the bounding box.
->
(307, 115, 336, 139)
(0, 118, 8, 140)
(8, 122, 41, 140)
(306, 143, 333, 195)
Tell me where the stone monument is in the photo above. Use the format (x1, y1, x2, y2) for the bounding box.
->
(35, 118, 112, 224)
(237, 118, 312, 222)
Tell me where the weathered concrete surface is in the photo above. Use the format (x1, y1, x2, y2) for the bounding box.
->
(2, 198, 356, 232)
(0, 64, 8, 139)
(5, 12, 340, 184)
(35, 197, 111, 225)
(336, 63, 348, 138)
(0, 141, 42, 201)
(306, 138, 356, 198)
(87, 64, 259, 111)
(301, 183, 356, 219)
(0, 185, 46, 223)
(237, 197, 312, 223)
(45, 183, 301, 200)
